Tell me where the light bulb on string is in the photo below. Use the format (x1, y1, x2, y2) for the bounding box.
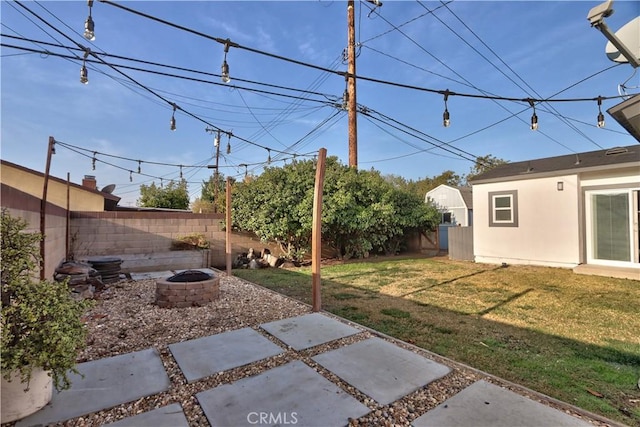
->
(179, 165, 183, 179)
(214, 131, 220, 147)
(137, 160, 141, 174)
(80, 64, 88, 84)
(92, 152, 97, 170)
(170, 103, 177, 131)
(597, 96, 605, 128)
(83, 1, 95, 41)
(160, 178, 163, 188)
(442, 90, 450, 127)
(221, 39, 231, 83)
(129, 170, 133, 182)
(80, 48, 90, 84)
(267, 149, 271, 165)
(528, 99, 538, 131)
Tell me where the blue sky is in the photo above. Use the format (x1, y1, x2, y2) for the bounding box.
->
(2, 1, 639, 206)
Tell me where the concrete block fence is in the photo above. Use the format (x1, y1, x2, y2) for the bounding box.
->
(70, 211, 283, 271)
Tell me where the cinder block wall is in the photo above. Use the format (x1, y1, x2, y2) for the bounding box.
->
(70, 211, 283, 268)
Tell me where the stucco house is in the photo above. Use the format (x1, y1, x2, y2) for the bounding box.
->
(1, 159, 121, 212)
(470, 145, 639, 279)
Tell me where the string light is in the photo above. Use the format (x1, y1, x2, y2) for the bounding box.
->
(160, 178, 163, 188)
(597, 96, 605, 128)
(214, 130, 220, 147)
(170, 103, 177, 131)
(92, 152, 97, 170)
(221, 39, 231, 83)
(179, 165, 183, 178)
(80, 48, 90, 84)
(83, 0, 95, 41)
(267, 149, 271, 165)
(442, 89, 450, 128)
(129, 170, 133, 182)
(239, 163, 248, 179)
(226, 133, 232, 154)
(137, 160, 141, 174)
(528, 99, 538, 131)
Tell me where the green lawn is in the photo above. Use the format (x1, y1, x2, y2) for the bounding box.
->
(234, 257, 640, 426)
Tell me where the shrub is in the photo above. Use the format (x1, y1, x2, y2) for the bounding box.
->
(1, 209, 90, 390)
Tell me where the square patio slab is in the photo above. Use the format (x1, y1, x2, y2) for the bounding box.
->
(16, 348, 170, 427)
(169, 327, 284, 383)
(260, 313, 361, 350)
(196, 360, 370, 427)
(313, 337, 451, 405)
(411, 380, 592, 427)
(104, 403, 189, 427)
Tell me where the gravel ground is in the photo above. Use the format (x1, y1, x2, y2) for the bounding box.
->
(36, 274, 617, 426)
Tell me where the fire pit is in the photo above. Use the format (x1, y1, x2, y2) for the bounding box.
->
(155, 270, 220, 308)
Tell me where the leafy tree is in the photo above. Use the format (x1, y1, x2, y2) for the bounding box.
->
(232, 157, 440, 260)
(233, 158, 317, 259)
(190, 198, 215, 214)
(386, 170, 463, 200)
(138, 179, 189, 209)
(465, 154, 508, 184)
(201, 173, 233, 213)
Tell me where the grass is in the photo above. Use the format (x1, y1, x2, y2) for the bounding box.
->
(234, 256, 640, 426)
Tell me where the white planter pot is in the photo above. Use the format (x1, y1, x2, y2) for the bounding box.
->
(1, 367, 53, 423)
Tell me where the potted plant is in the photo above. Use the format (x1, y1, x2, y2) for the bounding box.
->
(1, 209, 90, 423)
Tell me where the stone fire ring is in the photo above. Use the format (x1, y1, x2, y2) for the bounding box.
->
(155, 270, 220, 309)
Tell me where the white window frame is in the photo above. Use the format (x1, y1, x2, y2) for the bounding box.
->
(488, 190, 518, 227)
(585, 189, 636, 267)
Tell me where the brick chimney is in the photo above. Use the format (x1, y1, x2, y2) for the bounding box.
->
(82, 175, 97, 190)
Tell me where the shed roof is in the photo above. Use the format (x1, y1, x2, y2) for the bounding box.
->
(470, 145, 639, 184)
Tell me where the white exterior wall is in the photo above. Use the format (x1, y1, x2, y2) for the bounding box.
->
(473, 174, 580, 268)
(426, 185, 470, 226)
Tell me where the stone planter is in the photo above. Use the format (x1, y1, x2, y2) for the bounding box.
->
(1, 367, 53, 423)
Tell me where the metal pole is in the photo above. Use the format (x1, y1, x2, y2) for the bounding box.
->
(40, 136, 55, 280)
(312, 148, 327, 312)
(347, 0, 358, 168)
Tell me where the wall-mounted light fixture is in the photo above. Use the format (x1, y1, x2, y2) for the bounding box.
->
(557, 181, 564, 191)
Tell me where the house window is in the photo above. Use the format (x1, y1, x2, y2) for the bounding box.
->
(489, 190, 518, 227)
(442, 212, 452, 224)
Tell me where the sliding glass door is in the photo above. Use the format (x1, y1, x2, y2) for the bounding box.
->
(586, 189, 638, 266)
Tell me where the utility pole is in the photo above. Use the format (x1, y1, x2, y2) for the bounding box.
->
(205, 128, 221, 213)
(347, 0, 381, 168)
(347, 0, 358, 168)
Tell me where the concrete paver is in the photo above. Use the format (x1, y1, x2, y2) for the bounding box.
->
(260, 312, 361, 350)
(103, 403, 189, 427)
(16, 348, 170, 427)
(196, 360, 370, 427)
(411, 380, 592, 427)
(313, 337, 451, 405)
(169, 327, 284, 383)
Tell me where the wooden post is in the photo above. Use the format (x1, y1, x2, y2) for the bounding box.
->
(40, 136, 55, 280)
(225, 177, 232, 276)
(66, 172, 71, 260)
(312, 148, 327, 312)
